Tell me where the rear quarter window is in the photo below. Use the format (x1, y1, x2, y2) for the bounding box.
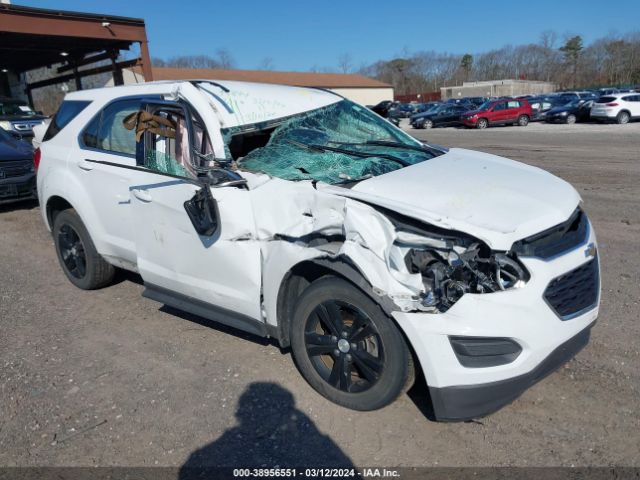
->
(43, 100, 91, 141)
(596, 96, 616, 104)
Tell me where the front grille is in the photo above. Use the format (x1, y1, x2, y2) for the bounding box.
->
(512, 208, 588, 259)
(0, 160, 33, 178)
(544, 257, 599, 319)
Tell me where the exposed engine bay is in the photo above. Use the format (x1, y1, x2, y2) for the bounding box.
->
(389, 212, 529, 312)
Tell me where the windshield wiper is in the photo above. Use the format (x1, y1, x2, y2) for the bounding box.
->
(286, 140, 411, 167)
(329, 140, 444, 156)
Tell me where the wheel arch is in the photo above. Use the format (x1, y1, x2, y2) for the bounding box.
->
(40, 168, 108, 254)
(274, 257, 397, 348)
(45, 195, 74, 229)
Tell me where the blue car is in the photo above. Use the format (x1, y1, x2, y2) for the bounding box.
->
(0, 126, 36, 204)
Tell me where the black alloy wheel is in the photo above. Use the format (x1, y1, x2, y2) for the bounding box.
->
(304, 299, 384, 394)
(58, 224, 87, 279)
(290, 276, 410, 411)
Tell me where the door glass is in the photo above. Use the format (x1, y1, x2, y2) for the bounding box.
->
(126, 106, 213, 177)
(83, 99, 142, 155)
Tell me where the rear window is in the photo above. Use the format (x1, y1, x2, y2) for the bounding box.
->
(596, 96, 616, 104)
(43, 100, 91, 141)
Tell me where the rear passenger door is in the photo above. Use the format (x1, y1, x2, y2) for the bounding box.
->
(505, 100, 521, 122)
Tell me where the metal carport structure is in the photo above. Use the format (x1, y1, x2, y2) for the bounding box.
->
(0, 3, 152, 105)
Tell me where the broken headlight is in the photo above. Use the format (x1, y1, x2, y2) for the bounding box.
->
(395, 229, 529, 312)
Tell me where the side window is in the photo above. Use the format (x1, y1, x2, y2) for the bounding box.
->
(138, 105, 213, 177)
(493, 102, 506, 111)
(43, 100, 91, 141)
(507, 100, 520, 109)
(82, 99, 144, 156)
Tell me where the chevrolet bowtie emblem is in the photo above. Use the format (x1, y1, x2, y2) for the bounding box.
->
(585, 243, 597, 258)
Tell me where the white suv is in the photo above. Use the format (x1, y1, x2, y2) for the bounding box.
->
(36, 81, 600, 420)
(591, 93, 640, 124)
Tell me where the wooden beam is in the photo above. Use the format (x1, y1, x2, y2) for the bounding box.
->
(0, 9, 149, 43)
(57, 50, 117, 73)
(26, 58, 140, 90)
(139, 41, 153, 81)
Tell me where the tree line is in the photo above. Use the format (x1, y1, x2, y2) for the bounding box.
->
(359, 31, 640, 95)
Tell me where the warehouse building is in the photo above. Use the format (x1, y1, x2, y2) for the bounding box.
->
(111, 67, 394, 106)
(441, 79, 556, 99)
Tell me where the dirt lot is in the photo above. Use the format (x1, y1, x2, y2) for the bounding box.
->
(1, 121, 639, 469)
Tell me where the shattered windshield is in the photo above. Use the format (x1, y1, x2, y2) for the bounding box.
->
(224, 100, 440, 184)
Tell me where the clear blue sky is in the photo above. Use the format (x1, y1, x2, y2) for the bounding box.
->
(14, 0, 640, 71)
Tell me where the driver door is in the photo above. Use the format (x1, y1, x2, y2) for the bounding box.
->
(126, 101, 264, 332)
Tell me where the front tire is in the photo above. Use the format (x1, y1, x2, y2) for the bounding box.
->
(53, 209, 115, 290)
(566, 114, 576, 124)
(290, 276, 410, 411)
(424, 119, 433, 129)
(476, 118, 488, 129)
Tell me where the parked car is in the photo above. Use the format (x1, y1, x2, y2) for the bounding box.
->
(527, 96, 558, 121)
(545, 99, 595, 124)
(388, 103, 417, 118)
(0, 97, 48, 139)
(367, 100, 397, 118)
(0, 126, 36, 204)
(37, 81, 600, 420)
(408, 102, 442, 127)
(412, 102, 438, 114)
(597, 88, 619, 96)
(410, 103, 470, 129)
(590, 93, 640, 124)
(553, 91, 597, 104)
(464, 96, 488, 107)
(461, 98, 533, 129)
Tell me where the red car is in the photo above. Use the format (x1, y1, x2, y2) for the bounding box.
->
(461, 98, 532, 129)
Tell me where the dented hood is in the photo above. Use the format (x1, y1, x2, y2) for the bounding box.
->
(323, 148, 581, 251)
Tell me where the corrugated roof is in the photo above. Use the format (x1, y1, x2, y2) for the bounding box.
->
(140, 67, 391, 89)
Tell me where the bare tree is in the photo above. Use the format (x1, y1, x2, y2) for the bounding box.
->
(259, 57, 275, 70)
(337, 53, 353, 74)
(215, 48, 235, 69)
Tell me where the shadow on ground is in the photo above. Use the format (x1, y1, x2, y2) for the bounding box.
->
(178, 382, 354, 478)
(0, 198, 39, 214)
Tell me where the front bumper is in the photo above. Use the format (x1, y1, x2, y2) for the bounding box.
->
(428, 323, 593, 421)
(0, 173, 37, 204)
(462, 117, 477, 126)
(393, 222, 599, 420)
(545, 115, 569, 123)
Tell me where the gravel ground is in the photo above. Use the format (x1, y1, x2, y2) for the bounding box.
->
(1, 121, 639, 469)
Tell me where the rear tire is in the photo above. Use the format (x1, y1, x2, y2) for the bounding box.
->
(566, 114, 576, 124)
(53, 209, 115, 290)
(424, 119, 433, 129)
(290, 276, 410, 411)
(616, 111, 630, 124)
(517, 114, 530, 126)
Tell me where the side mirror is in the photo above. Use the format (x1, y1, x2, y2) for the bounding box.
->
(184, 184, 219, 237)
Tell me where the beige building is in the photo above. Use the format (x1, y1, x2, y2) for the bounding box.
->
(441, 79, 557, 99)
(109, 67, 394, 106)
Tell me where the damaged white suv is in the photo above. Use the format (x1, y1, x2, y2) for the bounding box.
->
(37, 81, 600, 420)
